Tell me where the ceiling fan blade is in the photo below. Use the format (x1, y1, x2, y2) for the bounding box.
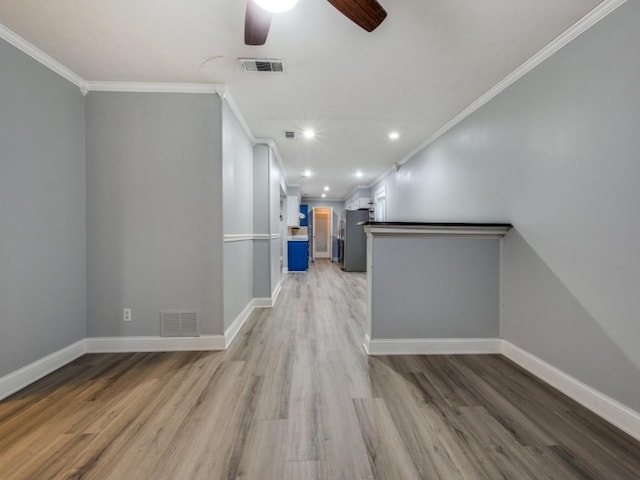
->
(326, 0, 387, 32)
(245, 0, 272, 45)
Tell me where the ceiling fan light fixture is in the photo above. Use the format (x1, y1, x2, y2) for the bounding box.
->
(253, 0, 298, 13)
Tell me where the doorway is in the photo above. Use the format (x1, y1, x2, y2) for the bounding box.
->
(312, 208, 332, 259)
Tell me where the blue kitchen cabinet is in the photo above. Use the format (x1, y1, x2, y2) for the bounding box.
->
(299, 205, 309, 227)
(288, 241, 309, 271)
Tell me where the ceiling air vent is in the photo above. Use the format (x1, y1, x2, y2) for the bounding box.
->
(239, 58, 285, 73)
(160, 310, 200, 337)
(284, 131, 296, 139)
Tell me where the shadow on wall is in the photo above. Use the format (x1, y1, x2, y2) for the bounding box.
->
(501, 229, 640, 412)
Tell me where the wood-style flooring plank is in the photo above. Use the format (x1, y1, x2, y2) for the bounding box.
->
(1, 260, 640, 479)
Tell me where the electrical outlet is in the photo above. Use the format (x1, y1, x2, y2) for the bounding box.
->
(123, 308, 132, 322)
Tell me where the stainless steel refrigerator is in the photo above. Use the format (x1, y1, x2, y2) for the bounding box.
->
(341, 209, 369, 272)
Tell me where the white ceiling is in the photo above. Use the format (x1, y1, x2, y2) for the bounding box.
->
(0, 0, 601, 199)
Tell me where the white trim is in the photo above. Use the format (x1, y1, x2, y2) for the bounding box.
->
(85, 81, 218, 94)
(282, 268, 289, 273)
(502, 341, 640, 442)
(0, 340, 87, 401)
(219, 91, 256, 143)
(367, 338, 502, 355)
(304, 197, 345, 202)
(86, 335, 225, 353)
(344, 184, 370, 204)
(224, 300, 257, 348)
(271, 280, 282, 305)
(0, 23, 87, 93)
(253, 297, 273, 308)
(224, 234, 255, 243)
(368, 0, 628, 190)
(224, 233, 282, 242)
(364, 224, 511, 238)
(363, 334, 372, 355)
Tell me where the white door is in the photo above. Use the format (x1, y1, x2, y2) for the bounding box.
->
(312, 208, 332, 259)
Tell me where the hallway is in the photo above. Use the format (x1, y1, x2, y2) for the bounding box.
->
(1, 260, 640, 479)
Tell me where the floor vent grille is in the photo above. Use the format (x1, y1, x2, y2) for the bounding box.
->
(160, 311, 200, 337)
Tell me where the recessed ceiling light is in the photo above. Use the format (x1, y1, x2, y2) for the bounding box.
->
(302, 169, 311, 177)
(389, 131, 400, 140)
(321, 193, 326, 198)
(355, 171, 363, 178)
(324, 186, 330, 191)
(253, 0, 298, 13)
(303, 129, 315, 139)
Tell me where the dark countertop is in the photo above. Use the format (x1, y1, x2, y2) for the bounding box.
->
(357, 221, 513, 228)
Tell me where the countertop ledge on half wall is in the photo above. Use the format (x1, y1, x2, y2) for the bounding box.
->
(361, 222, 513, 238)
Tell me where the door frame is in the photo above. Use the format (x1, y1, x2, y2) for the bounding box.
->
(312, 207, 332, 260)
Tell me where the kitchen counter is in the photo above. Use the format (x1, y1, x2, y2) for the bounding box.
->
(287, 235, 309, 242)
(359, 221, 512, 238)
(362, 221, 513, 355)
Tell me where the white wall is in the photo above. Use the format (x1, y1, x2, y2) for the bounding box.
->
(371, 1, 640, 412)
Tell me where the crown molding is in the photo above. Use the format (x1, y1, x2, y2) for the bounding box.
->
(344, 184, 371, 202)
(254, 137, 275, 147)
(384, 0, 628, 179)
(303, 197, 345, 203)
(0, 22, 87, 93)
(369, 1, 628, 191)
(85, 81, 218, 94)
(219, 88, 256, 143)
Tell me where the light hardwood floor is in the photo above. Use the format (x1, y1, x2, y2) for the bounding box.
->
(1, 259, 640, 479)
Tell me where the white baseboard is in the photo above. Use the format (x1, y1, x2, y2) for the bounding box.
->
(363, 334, 372, 354)
(366, 337, 502, 355)
(224, 300, 256, 348)
(86, 335, 225, 353)
(0, 340, 87, 401)
(253, 297, 273, 308)
(272, 280, 282, 305)
(502, 341, 640, 442)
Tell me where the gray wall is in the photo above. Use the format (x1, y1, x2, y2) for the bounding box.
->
(371, 237, 500, 339)
(222, 102, 254, 328)
(253, 144, 271, 298)
(269, 149, 283, 294)
(86, 92, 224, 336)
(372, 2, 640, 411)
(0, 40, 87, 376)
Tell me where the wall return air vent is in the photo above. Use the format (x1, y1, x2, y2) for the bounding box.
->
(239, 58, 285, 73)
(160, 310, 200, 337)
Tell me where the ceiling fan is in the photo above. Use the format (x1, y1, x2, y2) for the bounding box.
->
(245, 0, 387, 46)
